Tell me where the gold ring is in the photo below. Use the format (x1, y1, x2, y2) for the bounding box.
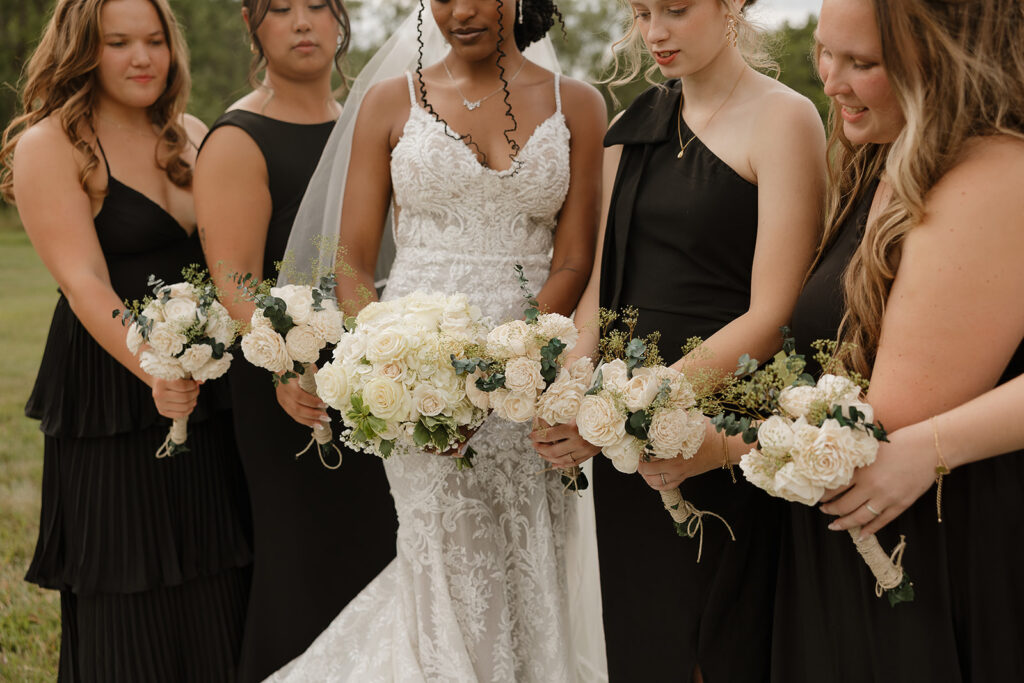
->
(865, 503, 881, 516)
(660, 473, 667, 485)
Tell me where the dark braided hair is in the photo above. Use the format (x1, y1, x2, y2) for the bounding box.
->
(414, 0, 563, 171)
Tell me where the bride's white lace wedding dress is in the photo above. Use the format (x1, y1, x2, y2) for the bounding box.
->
(269, 72, 597, 682)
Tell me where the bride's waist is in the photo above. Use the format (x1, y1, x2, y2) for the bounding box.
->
(390, 248, 551, 266)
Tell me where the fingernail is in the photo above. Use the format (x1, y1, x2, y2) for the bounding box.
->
(828, 522, 840, 531)
(319, 415, 331, 423)
(820, 506, 831, 514)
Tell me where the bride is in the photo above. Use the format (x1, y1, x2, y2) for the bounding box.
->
(269, 1, 607, 680)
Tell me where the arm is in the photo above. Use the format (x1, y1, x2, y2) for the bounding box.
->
(821, 137, 1024, 534)
(13, 121, 197, 419)
(533, 79, 607, 317)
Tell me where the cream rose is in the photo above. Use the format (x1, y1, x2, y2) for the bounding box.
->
(489, 388, 511, 420)
(817, 374, 861, 406)
(166, 282, 196, 299)
(791, 418, 857, 489)
(365, 329, 408, 364)
(621, 370, 661, 412)
(163, 297, 199, 327)
(778, 385, 822, 419)
(773, 462, 825, 505)
(504, 357, 544, 396)
(568, 356, 595, 384)
(333, 333, 366, 364)
(647, 408, 688, 459)
(141, 300, 165, 323)
(537, 371, 585, 425)
(250, 308, 273, 331)
(598, 359, 630, 393)
(140, 350, 185, 380)
(377, 360, 408, 384)
(604, 435, 643, 474)
(192, 352, 232, 382)
(241, 326, 291, 373)
(147, 324, 186, 357)
(502, 392, 537, 423)
(308, 309, 343, 345)
(413, 384, 447, 418)
(486, 320, 531, 358)
(285, 325, 323, 364)
(315, 362, 351, 409)
(362, 377, 408, 421)
(270, 284, 314, 325)
(179, 343, 214, 374)
(577, 394, 626, 448)
(536, 313, 578, 350)
(757, 415, 796, 458)
(848, 428, 879, 468)
(126, 322, 145, 355)
(207, 303, 235, 345)
(465, 372, 491, 410)
(739, 448, 778, 494)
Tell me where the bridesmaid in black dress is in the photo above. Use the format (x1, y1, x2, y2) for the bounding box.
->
(195, 2, 396, 681)
(532, 1, 825, 680)
(774, 1, 1024, 680)
(1, 0, 251, 679)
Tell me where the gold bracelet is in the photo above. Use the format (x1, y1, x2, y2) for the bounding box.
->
(721, 430, 736, 483)
(931, 416, 950, 523)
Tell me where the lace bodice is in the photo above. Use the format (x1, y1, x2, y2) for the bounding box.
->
(385, 72, 571, 319)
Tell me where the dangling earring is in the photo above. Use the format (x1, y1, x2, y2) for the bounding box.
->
(337, 33, 343, 50)
(249, 39, 257, 55)
(726, 14, 739, 48)
(518, 0, 524, 25)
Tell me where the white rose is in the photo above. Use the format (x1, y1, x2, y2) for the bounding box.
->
(285, 325, 324, 364)
(537, 371, 585, 425)
(377, 360, 408, 384)
(250, 308, 273, 331)
(504, 357, 545, 396)
(407, 336, 441, 377)
(648, 408, 685, 459)
(621, 370, 661, 412)
(773, 462, 825, 505)
(502, 392, 537, 423)
(270, 284, 314, 325)
(365, 329, 408, 364)
(848, 428, 879, 468)
(791, 418, 857, 489)
(126, 322, 145, 355)
(486, 320, 531, 358)
(465, 372, 491, 410)
(577, 394, 626, 448)
(413, 384, 447, 418)
(817, 374, 862, 406)
(308, 309, 343, 345)
(846, 400, 874, 425)
(739, 448, 778, 495)
(141, 300, 165, 323)
(163, 297, 199, 327)
(139, 350, 185, 380)
(604, 435, 643, 474)
(757, 415, 796, 458)
(569, 356, 595, 384)
(192, 352, 232, 382)
(489, 388, 511, 420)
(241, 326, 291, 373)
(536, 313, 579, 350)
(207, 302, 235, 345)
(598, 359, 629, 392)
(166, 282, 196, 298)
(363, 377, 408, 421)
(147, 323, 186, 357)
(179, 343, 213, 374)
(778, 385, 823, 419)
(315, 362, 351, 410)
(333, 333, 366, 363)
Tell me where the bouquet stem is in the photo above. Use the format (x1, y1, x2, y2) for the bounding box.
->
(155, 417, 189, 458)
(660, 488, 735, 563)
(296, 364, 343, 470)
(847, 527, 914, 606)
(560, 465, 589, 493)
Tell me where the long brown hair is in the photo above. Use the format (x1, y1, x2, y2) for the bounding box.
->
(242, 0, 350, 92)
(0, 0, 193, 203)
(824, 0, 1024, 376)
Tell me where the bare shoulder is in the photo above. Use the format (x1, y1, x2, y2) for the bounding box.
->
(15, 115, 76, 161)
(750, 76, 824, 137)
(558, 76, 607, 121)
(362, 75, 415, 114)
(182, 113, 208, 146)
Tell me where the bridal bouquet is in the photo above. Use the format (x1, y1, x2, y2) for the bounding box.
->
(114, 266, 236, 458)
(238, 274, 344, 468)
(452, 265, 594, 490)
(712, 336, 914, 605)
(576, 308, 732, 557)
(315, 291, 488, 469)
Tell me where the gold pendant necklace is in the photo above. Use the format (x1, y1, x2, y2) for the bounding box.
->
(676, 67, 746, 160)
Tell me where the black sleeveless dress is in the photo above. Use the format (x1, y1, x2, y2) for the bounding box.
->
(775, 180, 1024, 681)
(203, 111, 398, 683)
(24, 143, 252, 682)
(596, 81, 783, 682)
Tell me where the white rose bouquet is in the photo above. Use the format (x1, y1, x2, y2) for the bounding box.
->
(236, 273, 345, 468)
(712, 335, 913, 605)
(315, 291, 488, 469)
(114, 266, 236, 458)
(451, 265, 593, 490)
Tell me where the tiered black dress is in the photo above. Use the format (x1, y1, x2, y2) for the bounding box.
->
(203, 111, 398, 683)
(776, 180, 1024, 681)
(596, 81, 783, 682)
(25, 143, 253, 682)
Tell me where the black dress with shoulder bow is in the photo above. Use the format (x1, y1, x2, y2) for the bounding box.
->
(595, 81, 782, 682)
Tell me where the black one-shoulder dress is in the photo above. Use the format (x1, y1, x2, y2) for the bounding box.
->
(595, 81, 783, 682)
(203, 111, 398, 683)
(775, 180, 1024, 682)
(24, 142, 252, 682)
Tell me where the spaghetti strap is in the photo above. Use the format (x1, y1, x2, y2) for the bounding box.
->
(554, 73, 562, 115)
(94, 136, 112, 176)
(404, 72, 417, 107)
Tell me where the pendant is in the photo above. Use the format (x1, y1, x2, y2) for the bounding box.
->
(463, 99, 481, 111)
(677, 150, 685, 159)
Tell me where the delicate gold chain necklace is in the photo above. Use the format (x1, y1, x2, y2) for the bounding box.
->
(442, 56, 527, 111)
(676, 67, 746, 159)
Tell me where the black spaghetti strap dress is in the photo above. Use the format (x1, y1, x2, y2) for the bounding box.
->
(595, 81, 783, 682)
(203, 110, 398, 683)
(775, 179, 1024, 682)
(24, 141, 252, 682)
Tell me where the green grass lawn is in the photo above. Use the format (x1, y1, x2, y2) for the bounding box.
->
(0, 210, 60, 681)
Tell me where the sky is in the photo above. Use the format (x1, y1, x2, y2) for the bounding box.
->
(748, 0, 820, 28)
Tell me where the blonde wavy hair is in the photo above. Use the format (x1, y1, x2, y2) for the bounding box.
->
(605, 0, 777, 101)
(823, 0, 1024, 376)
(0, 0, 192, 204)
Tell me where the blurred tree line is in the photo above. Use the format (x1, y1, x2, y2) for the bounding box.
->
(1, 0, 824, 138)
